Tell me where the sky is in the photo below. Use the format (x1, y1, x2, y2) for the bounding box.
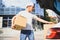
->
(2, 0, 36, 8)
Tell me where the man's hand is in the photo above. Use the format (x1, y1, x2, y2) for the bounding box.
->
(11, 24, 15, 29)
(47, 22, 54, 24)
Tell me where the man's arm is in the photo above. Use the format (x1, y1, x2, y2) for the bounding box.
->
(33, 16, 53, 24)
(11, 16, 16, 28)
(48, 16, 57, 18)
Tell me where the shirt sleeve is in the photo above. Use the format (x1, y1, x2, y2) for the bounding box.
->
(16, 12, 21, 16)
(33, 15, 38, 19)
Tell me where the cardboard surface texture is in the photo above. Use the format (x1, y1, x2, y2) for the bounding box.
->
(12, 15, 27, 30)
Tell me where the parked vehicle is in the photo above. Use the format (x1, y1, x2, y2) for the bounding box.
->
(46, 22, 60, 39)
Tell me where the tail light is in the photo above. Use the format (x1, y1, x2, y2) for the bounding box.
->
(46, 29, 57, 39)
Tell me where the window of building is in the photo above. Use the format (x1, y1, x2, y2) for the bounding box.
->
(3, 19, 7, 27)
(3, 16, 14, 27)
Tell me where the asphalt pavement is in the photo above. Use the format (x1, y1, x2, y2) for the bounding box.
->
(0, 28, 44, 40)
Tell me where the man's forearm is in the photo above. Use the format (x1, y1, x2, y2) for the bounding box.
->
(36, 17, 52, 24)
(49, 16, 57, 18)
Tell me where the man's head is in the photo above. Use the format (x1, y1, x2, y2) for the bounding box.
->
(26, 2, 34, 12)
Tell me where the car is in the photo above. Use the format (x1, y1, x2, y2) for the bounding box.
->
(46, 22, 60, 39)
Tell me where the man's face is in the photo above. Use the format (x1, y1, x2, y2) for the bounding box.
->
(27, 5, 34, 12)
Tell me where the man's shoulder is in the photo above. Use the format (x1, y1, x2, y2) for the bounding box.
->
(17, 11, 25, 15)
(19, 11, 25, 13)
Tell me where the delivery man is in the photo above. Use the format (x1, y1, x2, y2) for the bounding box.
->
(12, 2, 53, 40)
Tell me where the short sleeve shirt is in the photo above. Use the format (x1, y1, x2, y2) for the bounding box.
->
(16, 10, 38, 30)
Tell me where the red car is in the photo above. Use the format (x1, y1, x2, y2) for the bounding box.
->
(46, 22, 60, 39)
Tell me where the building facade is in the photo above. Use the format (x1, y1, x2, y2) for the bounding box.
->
(0, 0, 26, 27)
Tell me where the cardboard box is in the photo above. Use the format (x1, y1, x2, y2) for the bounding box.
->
(12, 15, 27, 30)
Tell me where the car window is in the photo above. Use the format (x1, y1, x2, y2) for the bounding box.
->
(54, 0, 60, 12)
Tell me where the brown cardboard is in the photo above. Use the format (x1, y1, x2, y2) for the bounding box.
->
(12, 15, 27, 30)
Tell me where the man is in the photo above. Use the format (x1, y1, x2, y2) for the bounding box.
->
(12, 2, 53, 40)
